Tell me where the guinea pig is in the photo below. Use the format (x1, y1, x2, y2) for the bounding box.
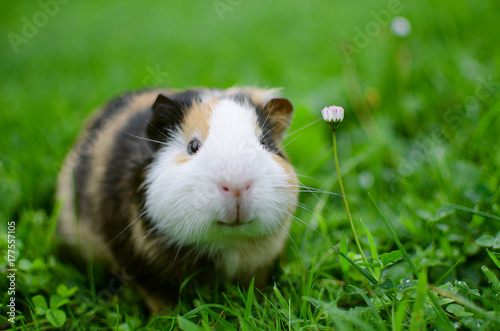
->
(56, 87, 298, 313)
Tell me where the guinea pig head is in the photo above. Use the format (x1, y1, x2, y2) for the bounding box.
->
(144, 90, 297, 254)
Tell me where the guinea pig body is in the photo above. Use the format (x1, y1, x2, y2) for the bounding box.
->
(57, 87, 297, 313)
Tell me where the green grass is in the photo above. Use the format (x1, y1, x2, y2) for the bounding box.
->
(1, 0, 500, 329)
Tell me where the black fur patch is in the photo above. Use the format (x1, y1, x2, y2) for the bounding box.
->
(74, 91, 137, 216)
(147, 90, 202, 150)
(88, 92, 134, 132)
(99, 108, 153, 244)
(254, 105, 284, 157)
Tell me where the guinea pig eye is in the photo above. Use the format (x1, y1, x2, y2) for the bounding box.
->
(187, 138, 201, 155)
(260, 137, 267, 147)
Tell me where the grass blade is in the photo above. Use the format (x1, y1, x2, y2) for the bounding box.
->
(426, 290, 454, 331)
(204, 309, 237, 331)
(336, 249, 378, 285)
(244, 277, 255, 320)
(444, 203, 500, 221)
(351, 285, 388, 331)
(177, 316, 206, 331)
(487, 249, 500, 270)
(409, 268, 427, 331)
(368, 193, 419, 278)
(360, 218, 379, 262)
(393, 296, 409, 331)
(481, 265, 500, 292)
(340, 232, 349, 279)
(273, 283, 297, 330)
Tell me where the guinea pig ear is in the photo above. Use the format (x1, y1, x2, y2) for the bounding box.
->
(263, 97, 294, 139)
(147, 94, 185, 146)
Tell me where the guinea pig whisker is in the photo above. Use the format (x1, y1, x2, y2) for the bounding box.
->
(283, 211, 328, 241)
(296, 182, 352, 199)
(296, 182, 333, 191)
(142, 223, 162, 236)
(122, 132, 168, 146)
(275, 135, 301, 154)
(295, 179, 338, 217)
(285, 118, 322, 138)
(278, 221, 297, 251)
(99, 210, 148, 253)
(293, 203, 341, 228)
(259, 104, 275, 133)
(294, 202, 315, 213)
(148, 122, 170, 140)
(288, 176, 344, 196)
(285, 200, 323, 219)
(296, 179, 324, 196)
(173, 243, 184, 265)
(282, 210, 310, 228)
(260, 122, 281, 140)
(296, 173, 318, 181)
(296, 188, 342, 196)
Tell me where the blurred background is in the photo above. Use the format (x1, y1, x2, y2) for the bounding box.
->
(1, 0, 500, 328)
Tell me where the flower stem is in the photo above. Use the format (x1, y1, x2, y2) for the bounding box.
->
(332, 131, 369, 265)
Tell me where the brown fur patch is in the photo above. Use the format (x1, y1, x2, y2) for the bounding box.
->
(86, 110, 136, 212)
(57, 149, 114, 261)
(173, 152, 190, 165)
(131, 215, 161, 263)
(180, 99, 217, 142)
(262, 98, 294, 141)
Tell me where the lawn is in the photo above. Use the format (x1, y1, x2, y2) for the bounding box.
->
(1, 0, 500, 329)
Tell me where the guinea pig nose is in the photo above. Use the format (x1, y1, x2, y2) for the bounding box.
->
(219, 182, 252, 197)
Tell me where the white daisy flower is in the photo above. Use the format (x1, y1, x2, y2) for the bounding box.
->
(321, 105, 344, 130)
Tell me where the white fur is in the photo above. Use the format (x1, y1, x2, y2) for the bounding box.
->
(144, 99, 295, 260)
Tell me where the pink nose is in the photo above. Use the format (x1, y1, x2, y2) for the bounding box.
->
(219, 182, 252, 197)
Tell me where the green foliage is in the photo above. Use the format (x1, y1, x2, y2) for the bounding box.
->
(476, 232, 500, 248)
(31, 285, 78, 328)
(1, 0, 500, 329)
(32, 294, 67, 328)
